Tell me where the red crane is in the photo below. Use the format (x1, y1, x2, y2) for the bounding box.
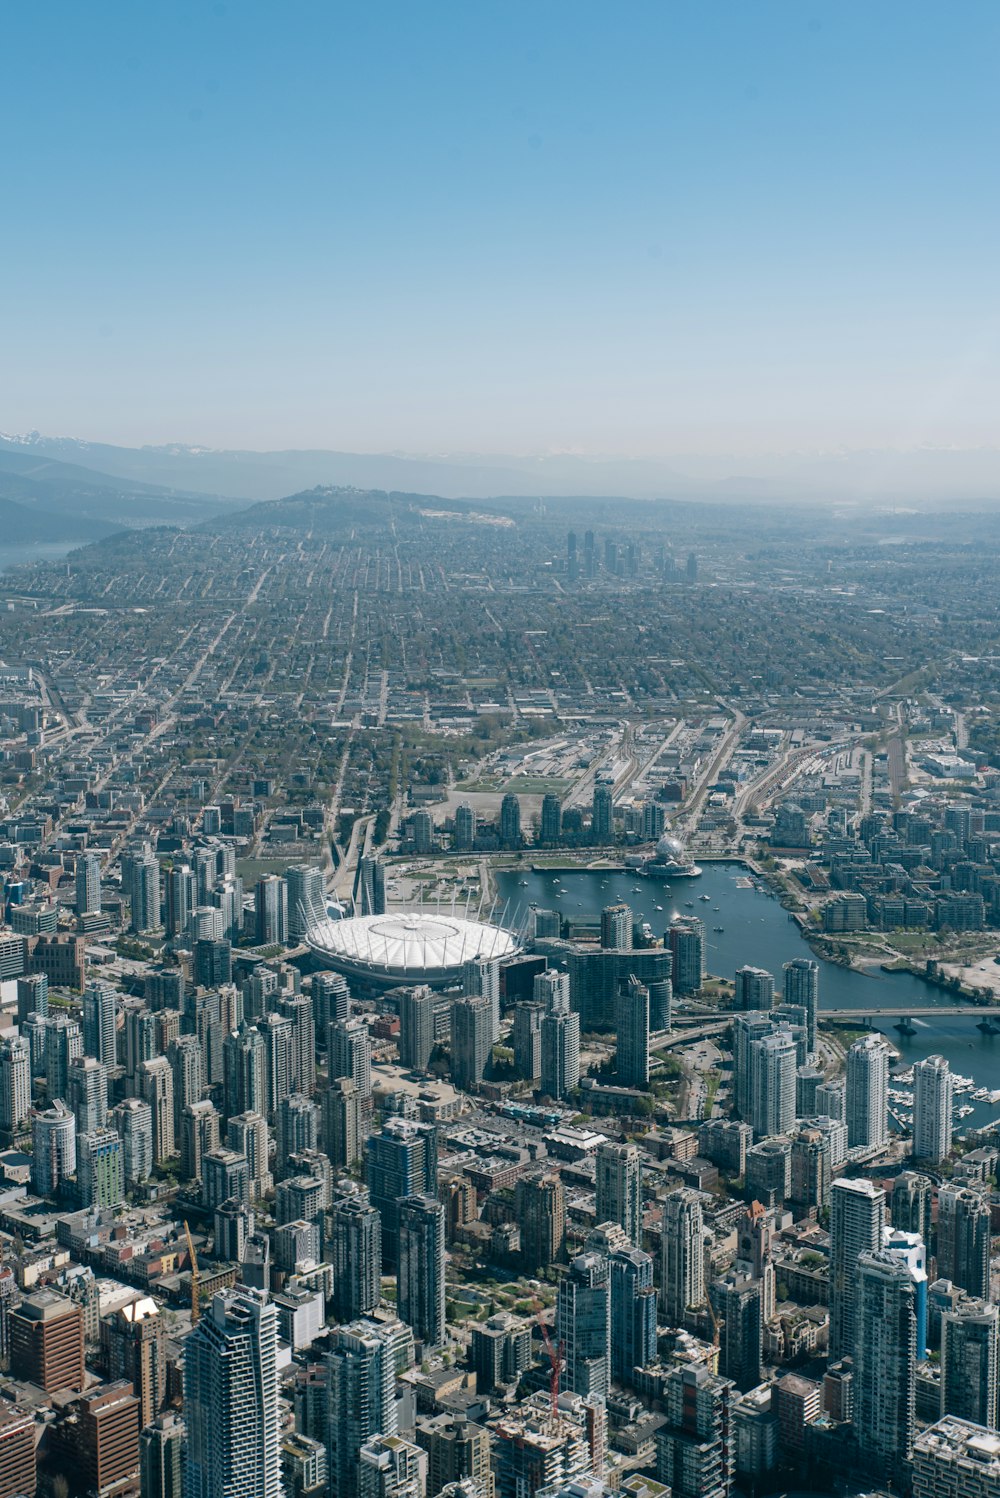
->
(532, 1297, 564, 1430)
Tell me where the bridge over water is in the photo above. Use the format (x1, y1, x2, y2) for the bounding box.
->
(657, 1006, 1000, 1045)
(822, 1006, 1000, 1021)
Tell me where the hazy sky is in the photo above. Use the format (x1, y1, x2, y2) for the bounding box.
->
(3, 1, 1000, 454)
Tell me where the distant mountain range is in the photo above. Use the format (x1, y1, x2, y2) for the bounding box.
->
(5, 429, 1000, 508)
(0, 442, 239, 542)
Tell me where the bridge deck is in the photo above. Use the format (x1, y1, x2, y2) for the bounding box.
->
(821, 1006, 1000, 1020)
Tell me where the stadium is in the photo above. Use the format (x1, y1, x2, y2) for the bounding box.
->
(305, 909, 520, 989)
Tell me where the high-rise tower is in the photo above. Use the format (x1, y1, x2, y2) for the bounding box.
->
(139, 1057, 175, 1163)
(354, 857, 386, 916)
(734, 966, 774, 1011)
(515, 1172, 565, 1271)
(450, 997, 492, 1092)
(829, 1178, 886, 1361)
(937, 1186, 991, 1299)
(616, 977, 650, 1089)
(595, 1141, 642, 1247)
(0, 1037, 30, 1137)
(600, 903, 631, 951)
(609, 1246, 656, 1386)
(557, 1251, 610, 1399)
(324, 1077, 361, 1170)
(846, 1034, 890, 1151)
(76, 853, 102, 919)
(399, 985, 436, 1072)
(327, 1321, 399, 1498)
(748, 1030, 796, 1139)
(366, 1119, 437, 1268)
(710, 1271, 763, 1392)
(668, 917, 704, 995)
(592, 786, 614, 844)
(783, 958, 819, 1058)
(539, 794, 562, 846)
(512, 1003, 543, 1082)
(891, 1171, 933, 1242)
(33, 1100, 76, 1195)
(130, 852, 161, 934)
(656, 1364, 734, 1498)
(463, 958, 500, 1043)
(661, 1189, 705, 1326)
(183, 1288, 281, 1498)
(499, 795, 521, 850)
(328, 1019, 373, 1104)
(913, 1054, 953, 1164)
(854, 1251, 917, 1480)
(398, 1194, 446, 1349)
(941, 1299, 999, 1430)
(540, 977, 579, 1101)
(286, 863, 326, 941)
(330, 1191, 382, 1323)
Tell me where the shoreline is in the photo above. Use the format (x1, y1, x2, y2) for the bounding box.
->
(468, 853, 996, 1030)
(496, 856, 997, 1021)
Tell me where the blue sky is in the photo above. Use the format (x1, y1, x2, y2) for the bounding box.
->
(3, 1, 999, 454)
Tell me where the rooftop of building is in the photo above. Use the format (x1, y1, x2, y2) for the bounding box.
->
(915, 1416, 1000, 1472)
(775, 1372, 822, 1399)
(620, 1477, 671, 1498)
(0, 1403, 34, 1431)
(14, 1287, 77, 1321)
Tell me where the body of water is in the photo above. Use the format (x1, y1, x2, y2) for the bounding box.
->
(0, 542, 79, 574)
(495, 862, 1000, 1131)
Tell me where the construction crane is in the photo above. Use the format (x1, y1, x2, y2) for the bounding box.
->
(532, 1297, 564, 1432)
(706, 1293, 721, 1351)
(184, 1221, 200, 1325)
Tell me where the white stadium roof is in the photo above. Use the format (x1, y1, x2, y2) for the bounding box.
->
(306, 910, 519, 986)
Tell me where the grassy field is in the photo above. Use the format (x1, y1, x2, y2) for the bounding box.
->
(886, 932, 940, 955)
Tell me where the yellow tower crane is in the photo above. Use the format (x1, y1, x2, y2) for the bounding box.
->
(184, 1221, 200, 1324)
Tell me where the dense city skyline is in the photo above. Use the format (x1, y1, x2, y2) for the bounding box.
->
(1, 488, 1000, 1497)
